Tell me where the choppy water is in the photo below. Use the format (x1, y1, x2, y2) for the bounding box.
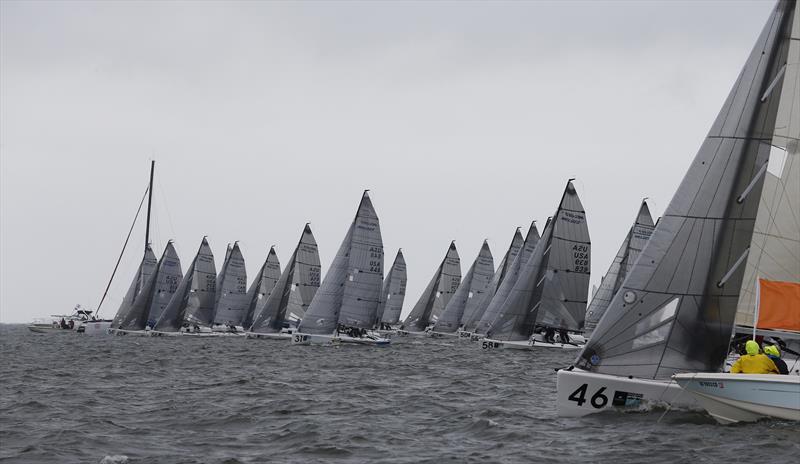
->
(1, 325, 797, 463)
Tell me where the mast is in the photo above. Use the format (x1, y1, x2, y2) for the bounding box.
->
(145, 160, 154, 249)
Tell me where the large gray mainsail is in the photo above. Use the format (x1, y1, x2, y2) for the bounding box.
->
(433, 241, 494, 333)
(299, 192, 383, 334)
(402, 241, 461, 332)
(576, 0, 797, 380)
(377, 249, 408, 326)
(212, 242, 249, 326)
(584, 201, 655, 334)
(154, 237, 217, 331)
(242, 247, 281, 329)
(475, 222, 541, 335)
(249, 224, 321, 333)
(145, 241, 183, 328)
(461, 228, 525, 333)
(110, 244, 158, 329)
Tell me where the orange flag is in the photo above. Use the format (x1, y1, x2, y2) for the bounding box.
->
(757, 279, 800, 332)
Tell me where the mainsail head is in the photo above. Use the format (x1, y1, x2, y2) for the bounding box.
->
(577, 0, 798, 380)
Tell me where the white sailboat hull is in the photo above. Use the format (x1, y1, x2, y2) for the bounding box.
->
(428, 331, 460, 339)
(291, 332, 391, 346)
(672, 373, 800, 424)
(556, 368, 700, 417)
(481, 338, 582, 351)
(108, 328, 149, 336)
(395, 330, 427, 338)
(78, 320, 112, 335)
(246, 332, 292, 340)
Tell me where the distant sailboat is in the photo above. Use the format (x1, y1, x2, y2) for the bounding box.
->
(397, 241, 461, 337)
(481, 180, 591, 351)
(247, 224, 321, 340)
(150, 237, 217, 336)
(292, 191, 388, 346)
(241, 246, 282, 330)
(109, 241, 182, 336)
(430, 241, 494, 338)
(583, 201, 655, 336)
(473, 221, 541, 338)
(459, 228, 525, 339)
(375, 249, 407, 331)
(557, 0, 798, 417)
(211, 241, 249, 333)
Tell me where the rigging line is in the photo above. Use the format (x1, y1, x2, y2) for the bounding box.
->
(95, 185, 150, 318)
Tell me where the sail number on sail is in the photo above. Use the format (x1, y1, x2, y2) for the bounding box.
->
(573, 244, 589, 273)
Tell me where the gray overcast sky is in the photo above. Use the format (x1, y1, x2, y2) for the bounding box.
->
(0, 0, 775, 323)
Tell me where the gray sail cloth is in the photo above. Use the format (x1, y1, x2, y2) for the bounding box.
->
(250, 224, 321, 333)
(377, 249, 407, 325)
(212, 242, 249, 326)
(242, 247, 281, 329)
(475, 222, 541, 335)
(402, 241, 461, 332)
(735, 5, 800, 328)
(576, 0, 797, 380)
(214, 243, 233, 307)
(145, 241, 183, 328)
(433, 241, 495, 333)
(154, 237, 217, 331)
(584, 202, 655, 334)
(461, 229, 525, 333)
(299, 192, 384, 334)
(110, 245, 158, 329)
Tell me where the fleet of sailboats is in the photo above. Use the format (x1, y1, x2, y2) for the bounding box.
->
(30, 0, 799, 427)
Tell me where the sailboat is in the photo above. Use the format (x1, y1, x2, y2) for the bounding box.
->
(292, 191, 388, 346)
(472, 221, 541, 340)
(430, 241, 494, 338)
(397, 241, 461, 337)
(458, 228, 525, 339)
(481, 180, 591, 351)
(583, 200, 655, 337)
(375, 249, 408, 332)
(211, 241, 249, 333)
(107, 244, 157, 334)
(241, 246, 282, 330)
(109, 241, 183, 336)
(247, 224, 322, 340)
(557, 0, 798, 417)
(150, 237, 218, 336)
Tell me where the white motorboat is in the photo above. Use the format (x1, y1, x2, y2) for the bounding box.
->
(27, 307, 110, 334)
(673, 373, 800, 424)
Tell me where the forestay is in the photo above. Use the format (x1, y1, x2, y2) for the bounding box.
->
(377, 249, 407, 326)
(250, 224, 321, 333)
(584, 201, 654, 334)
(299, 192, 383, 334)
(212, 242, 249, 326)
(461, 228, 524, 333)
(433, 241, 494, 333)
(402, 241, 461, 332)
(475, 222, 540, 335)
(577, 0, 797, 380)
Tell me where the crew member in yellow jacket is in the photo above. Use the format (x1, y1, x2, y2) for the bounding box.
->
(730, 340, 780, 374)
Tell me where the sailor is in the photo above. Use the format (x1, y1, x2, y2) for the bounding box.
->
(764, 345, 789, 375)
(60, 318, 67, 329)
(730, 340, 780, 374)
(544, 327, 556, 344)
(558, 328, 570, 344)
